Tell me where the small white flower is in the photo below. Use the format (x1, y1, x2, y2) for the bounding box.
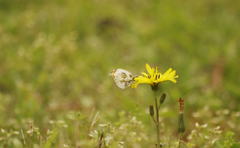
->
(200, 124, 208, 128)
(195, 122, 199, 128)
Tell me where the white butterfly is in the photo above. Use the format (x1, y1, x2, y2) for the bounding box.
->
(109, 69, 137, 89)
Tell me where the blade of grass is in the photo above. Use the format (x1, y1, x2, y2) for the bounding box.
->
(44, 127, 58, 148)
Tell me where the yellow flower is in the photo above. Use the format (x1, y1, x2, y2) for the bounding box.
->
(130, 63, 178, 88)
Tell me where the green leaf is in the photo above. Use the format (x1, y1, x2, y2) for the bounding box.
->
(214, 141, 223, 148)
(231, 143, 240, 148)
(44, 127, 58, 148)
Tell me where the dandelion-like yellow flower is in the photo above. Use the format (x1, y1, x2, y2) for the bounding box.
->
(130, 63, 178, 89)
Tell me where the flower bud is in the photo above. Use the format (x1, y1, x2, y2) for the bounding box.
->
(149, 105, 154, 117)
(178, 113, 185, 134)
(151, 84, 158, 92)
(160, 93, 166, 105)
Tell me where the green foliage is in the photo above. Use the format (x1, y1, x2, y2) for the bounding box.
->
(67, 112, 86, 121)
(44, 127, 58, 148)
(214, 132, 240, 148)
(0, 129, 20, 147)
(223, 131, 235, 148)
(0, 0, 240, 147)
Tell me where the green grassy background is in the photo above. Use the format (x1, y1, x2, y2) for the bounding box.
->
(0, 0, 240, 147)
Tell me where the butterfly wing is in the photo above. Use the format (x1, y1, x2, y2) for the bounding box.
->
(112, 69, 135, 89)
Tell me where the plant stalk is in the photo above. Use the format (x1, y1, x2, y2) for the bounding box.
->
(179, 134, 181, 148)
(75, 121, 78, 148)
(154, 93, 160, 148)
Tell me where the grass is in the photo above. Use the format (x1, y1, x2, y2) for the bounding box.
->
(0, 0, 240, 147)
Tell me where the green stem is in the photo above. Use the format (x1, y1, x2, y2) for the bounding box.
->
(75, 120, 78, 148)
(208, 132, 214, 147)
(179, 140, 188, 147)
(179, 133, 181, 148)
(29, 136, 32, 148)
(197, 130, 207, 146)
(154, 93, 160, 148)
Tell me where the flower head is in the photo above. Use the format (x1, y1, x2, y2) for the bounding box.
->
(130, 63, 178, 88)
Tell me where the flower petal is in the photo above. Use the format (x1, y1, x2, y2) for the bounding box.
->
(146, 63, 153, 75)
(135, 76, 153, 85)
(142, 72, 149, 77)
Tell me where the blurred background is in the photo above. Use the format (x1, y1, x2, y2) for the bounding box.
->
(0, 0, 240, 147)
